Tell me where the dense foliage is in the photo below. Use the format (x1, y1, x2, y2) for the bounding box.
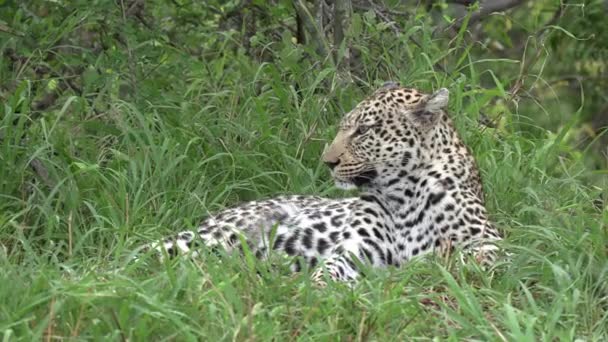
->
(1, 0, 606, 340)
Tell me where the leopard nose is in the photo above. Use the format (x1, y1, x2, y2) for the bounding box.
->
(324, 160, 340, 170)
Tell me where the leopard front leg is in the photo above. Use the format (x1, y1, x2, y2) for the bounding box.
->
(438, 221, 502, 269)
(460, 226, 503, 268)
(310, 252, 364, 287)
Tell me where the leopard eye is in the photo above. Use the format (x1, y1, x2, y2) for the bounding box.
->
(356, 125, 371, 135)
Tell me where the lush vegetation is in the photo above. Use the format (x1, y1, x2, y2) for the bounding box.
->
(1, 0, 606, 340)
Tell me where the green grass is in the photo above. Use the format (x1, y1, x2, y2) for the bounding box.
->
(1, 1, 607, 340)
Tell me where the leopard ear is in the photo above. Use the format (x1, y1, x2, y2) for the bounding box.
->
(411, 88, 449, 127)
(381, 81, 400, 89)
(425, 88, 449, 112)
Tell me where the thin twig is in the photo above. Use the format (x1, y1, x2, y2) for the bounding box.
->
(71, 303, 86, 337)
(452, 0, 527, 31)
(110, 310, 128, 342)
(68, 211, 73, 256)
(45, 297, 55, 342)
(0, 23, 25, 36)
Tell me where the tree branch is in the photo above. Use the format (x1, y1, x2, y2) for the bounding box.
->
(293, 0, 332, 61)
(446, 0, 476, 6)
(334, 0, 353, 74)
(453, 0, 527, 30)
(0, 23, 25, 37)
(30, 157, 56, 189)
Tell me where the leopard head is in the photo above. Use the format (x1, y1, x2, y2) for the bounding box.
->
(322, 83, 450, 190)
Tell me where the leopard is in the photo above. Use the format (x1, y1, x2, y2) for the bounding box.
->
(143, 82, 502, 286)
